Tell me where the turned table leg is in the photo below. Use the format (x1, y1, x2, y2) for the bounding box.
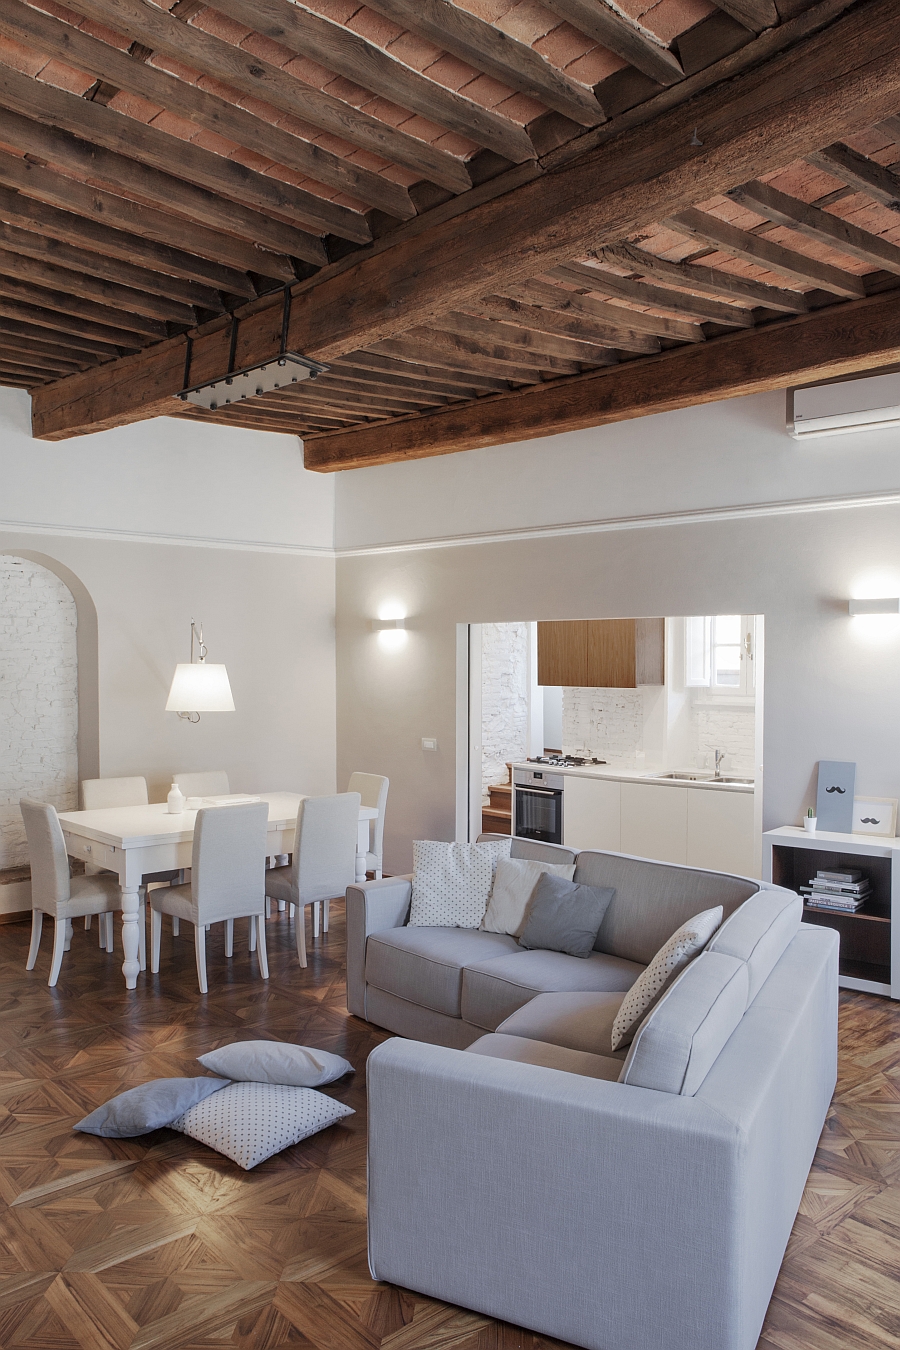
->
(120, 884, 141, 989)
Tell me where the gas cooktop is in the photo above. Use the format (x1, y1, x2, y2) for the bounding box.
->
(526, 755, 607, 767)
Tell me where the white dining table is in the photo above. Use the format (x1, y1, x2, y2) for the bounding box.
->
(57, 792, 378, 989)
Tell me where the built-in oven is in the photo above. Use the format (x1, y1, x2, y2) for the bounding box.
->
(513, 768, 564, 845)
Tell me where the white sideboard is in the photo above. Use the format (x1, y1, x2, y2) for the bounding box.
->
(763, 826, 899, 999)
(562, 774, 756, 877)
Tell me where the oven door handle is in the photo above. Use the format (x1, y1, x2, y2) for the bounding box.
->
(517, 787, 559, 797)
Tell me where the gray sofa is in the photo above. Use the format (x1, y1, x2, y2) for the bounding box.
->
(347, 838, 838, 1350)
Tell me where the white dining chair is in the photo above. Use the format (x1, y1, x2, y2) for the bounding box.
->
(80, 775, 181, 966)
(173, 771, 230, 798)
(264, 793, 359, 967)
(150, 801, 269, 994)
(21, 798, 122, 987)
(347, 772, 389, 880)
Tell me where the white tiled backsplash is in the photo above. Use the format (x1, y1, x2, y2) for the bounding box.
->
(693, 703, 755, 775)
(481, 621, 528, 801)
(0, 557, 78, 870)
(562, 687, 644, 764)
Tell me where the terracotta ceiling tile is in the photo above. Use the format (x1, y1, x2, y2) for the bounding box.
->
(438, 65, 511, 101)
(342, 146, 390, 172)
(304, 0, 362, 22)
(107, 89, 160, 121)
(283, 55, 336, 88)
(331, 190, 369, 211)
(764, 223, 869, 273)
(192, 8, 250, 45)
(564, 46, 625, 84)
(454, 0, 510, 21)
(77, 18, 132, 51)
(493, 88, 545, 121)
(325, 73, 377, 105)
(391, 33, 455, 73)
(151, 53, 203, 86)
(39, 59, 99, 96)
(631, 0, 716, 45)
(357, 94, 411, 124)
(429, 127, 481, 157)
(379, 162, 420, 187)
(347, 7, 405, 47)
(149, 107, 207, 142)
(533, 23, 593, 68)
(239, 32, 298, 67)
(494, 2, 556, 46)
(0, 36, 45, 77)
(226, 145, 277, 174)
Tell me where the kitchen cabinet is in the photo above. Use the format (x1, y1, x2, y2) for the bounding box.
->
(687, 789, 756, 876)
(620, 782, 688, 864)
(537, 618, 664, 688)
(563, 774, 620, 851)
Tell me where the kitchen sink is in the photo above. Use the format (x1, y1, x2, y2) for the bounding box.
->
(653, 772, 755, 786)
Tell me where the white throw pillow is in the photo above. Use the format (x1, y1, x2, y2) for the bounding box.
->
(610, 906, 723, 1052)
(408, 838, 512, 928)
(169, 1081, 354, 1170)
(197, 1041, 353, 1088)
(481, 857, 577, 937)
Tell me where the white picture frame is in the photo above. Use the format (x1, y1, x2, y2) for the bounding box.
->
(851, 797, 898, 837)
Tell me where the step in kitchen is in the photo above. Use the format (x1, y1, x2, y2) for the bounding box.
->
(479, 614, 761, 877)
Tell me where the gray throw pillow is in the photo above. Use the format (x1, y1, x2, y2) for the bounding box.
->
(518, 872, 615, 958)
(197, 1041, 353, 1088)
(74, 1077, 230, 1137)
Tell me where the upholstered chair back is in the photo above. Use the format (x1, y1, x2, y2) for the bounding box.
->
(20, 798, 71, 914)
(347, 772, 389, 858)
(174, 770, 230, 797)
(190, 801, 268, 923)
(292, 793, 361, 906)
(81, 776, 149, 810)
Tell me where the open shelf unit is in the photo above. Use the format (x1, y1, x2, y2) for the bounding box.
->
(763, 827, 900, 998)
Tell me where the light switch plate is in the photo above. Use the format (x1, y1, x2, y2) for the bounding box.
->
(421, 737, 438, 752)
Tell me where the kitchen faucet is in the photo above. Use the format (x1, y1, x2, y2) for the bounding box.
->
(714, 749, 725, 779)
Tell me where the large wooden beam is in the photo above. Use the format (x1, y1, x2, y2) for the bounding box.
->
(0, 0, 413, 221)
(61, 0, 471, 194)
(204, 0, 535, 162)
(30, 0, 900, 439)
(363, 0, 604, 126)
(302, 288, 900, 469)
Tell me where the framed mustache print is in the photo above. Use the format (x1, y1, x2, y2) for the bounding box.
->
(852, 797, 898, 838)
(815, 761, 856, 833)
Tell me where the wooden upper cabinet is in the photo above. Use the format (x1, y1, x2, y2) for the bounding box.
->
(537, 618, 665, 687)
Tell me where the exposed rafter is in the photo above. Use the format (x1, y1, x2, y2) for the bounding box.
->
(548, 260, 754, 326)
(540, 0, 684, 86)
(597, 243, 809, 313)
(727, 178, 900, 275)
(806, 142, 900, 211)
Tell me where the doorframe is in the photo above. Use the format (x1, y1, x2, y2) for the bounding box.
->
(455, 623, 483, 842)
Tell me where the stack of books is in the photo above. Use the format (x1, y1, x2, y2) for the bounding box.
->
(800, 868, 870, 912)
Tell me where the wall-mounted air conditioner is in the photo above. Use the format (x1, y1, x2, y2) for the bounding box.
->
(787, 372, 900, 439)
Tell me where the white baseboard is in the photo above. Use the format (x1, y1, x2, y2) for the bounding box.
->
(0, 879, 31, 915)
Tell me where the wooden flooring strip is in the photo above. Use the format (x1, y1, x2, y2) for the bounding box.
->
(11, 1159, 139, 1207)
(129, 1281, 275, 1350)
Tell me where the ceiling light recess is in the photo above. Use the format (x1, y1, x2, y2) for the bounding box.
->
(175, 285, 328, 412)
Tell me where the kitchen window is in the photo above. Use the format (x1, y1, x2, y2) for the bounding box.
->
(685, 615, 755, 697)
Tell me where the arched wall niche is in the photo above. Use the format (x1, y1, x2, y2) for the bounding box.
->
(1, 549, 100, 788)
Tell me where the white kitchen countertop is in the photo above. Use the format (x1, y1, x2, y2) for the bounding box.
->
(512, 762, 754, 793)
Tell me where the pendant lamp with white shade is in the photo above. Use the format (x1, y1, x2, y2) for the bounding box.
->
(166, 620, 234, 723)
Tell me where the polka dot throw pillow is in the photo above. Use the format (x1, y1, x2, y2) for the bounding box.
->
(610, 906, 723, 1052)
(169, 1082, 354, 1170)
(408, 838, 512, 928)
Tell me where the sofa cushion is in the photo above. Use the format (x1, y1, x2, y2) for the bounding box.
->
(461, 948, 644, 1032)
(518, 873, 614, 958)
(620, 951, 749, 1095)
(409, 838, 512, 928)
(573, 850, 758, 963)
(497, 991, 629, 1060)
(466, 1032, 622, 1082)
(481, 857, 576, 936)
(611, 906, 723, 1051)
(480, 835, 577, 868)
(366, 927, 519, 1018)
(709, 890, 803, 1004)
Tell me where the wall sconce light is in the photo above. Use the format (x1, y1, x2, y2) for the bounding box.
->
(371, 604, 408, 651)
(166, 620, 235, 722)
(849, 598, 900, 615)
(370, 617, 406, 632)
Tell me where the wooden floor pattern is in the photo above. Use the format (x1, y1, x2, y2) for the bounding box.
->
(0, 908, 898, 1350)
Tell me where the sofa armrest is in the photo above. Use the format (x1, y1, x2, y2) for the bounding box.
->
(345, 875, 411, 1018)
(367, 1039, 742, 1350)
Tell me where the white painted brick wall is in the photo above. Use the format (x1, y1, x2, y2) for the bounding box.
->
(0, 557, 78, 868)
(693, 704, 756, 775)
(562, 688, 644, 764)
(481, 622, 528, 802)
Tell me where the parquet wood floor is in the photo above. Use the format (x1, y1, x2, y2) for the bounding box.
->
(0, 908, 898, 1350)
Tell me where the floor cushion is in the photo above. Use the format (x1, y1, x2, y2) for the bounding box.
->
(496, 991, 629, 1060)
(466, 1032, 622, 1081)
(460, 948, 644, 1032)
(365, 927, 519, 1018)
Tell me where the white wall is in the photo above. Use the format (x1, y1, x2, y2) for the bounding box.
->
(481, 621, 528, 800)
(0, 388, 337, 831)
(334, 390, 900, 874)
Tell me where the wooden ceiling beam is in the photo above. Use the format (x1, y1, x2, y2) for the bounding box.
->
(711, 1, 779, 33)
(0, 297, 142, 350)
(370, 334, 548, 382)
(204, 0, 535, 163)
(406, 324, 587, 376)
(0, 337, 88, 369)
(0, 315, 115, 358)
(471, 293, 641, 353)
(807, 142, 900, 210)
(31, 0, 900, 438)
(0, 0, 413, 222)
(431, 310, 619, 364)
(61, 0, 471, 195)
(363, 0, 603, 126)
(328, 361, 475, 400)
(0, 69, 346, 251)
(548, 260, 754, 326)
(0, 273, 164, 338)
(664, 207, 866, 298)
(303, 376, 452, 408)
(0, 210, 223, 312)
(0, 247, 195, 326)
(0, 151, 272, 289)
(727, 178, 900, 275)
(0, 348, 80, 376)
(540, 0, 684, 86)
(501, 278, 701, 343)
(303, 286, 900, 468)
(267, 384, 437, 413)
(339, 350, 510, 392)
(598, 242, 809, 312)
